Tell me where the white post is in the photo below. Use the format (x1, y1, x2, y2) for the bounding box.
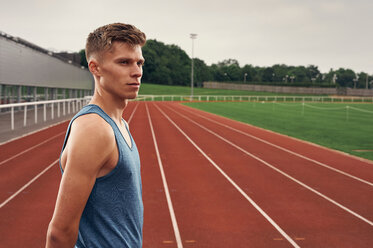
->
(44, 104, 46, 122)
(23, 105, 27, 126)
(34, 104, 37, 124)
(58, 102, 60, 117)
(63, 101, 66, 115)
(11, 107, 14, 130)
(51, 103, 54, 119)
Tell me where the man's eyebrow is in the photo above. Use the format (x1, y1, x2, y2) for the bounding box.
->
(115, 57, 145, 62)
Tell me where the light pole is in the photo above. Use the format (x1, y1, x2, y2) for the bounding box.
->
(244, 73, 248, 83)
(353, 75, 359, 89)
(332, 73, 337, 84)
(190, 33, 197, 98)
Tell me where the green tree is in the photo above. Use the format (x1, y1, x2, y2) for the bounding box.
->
(79, 49, 88, 68)
(357, 72, 371, 89)
(271, 64, 288, 82)
(142, 39, 191, 85)
(241, 64, 256, 82)
(335, 68, 356, 87)
(78, 38, 371, 88)
(289, 66, 307, 82)
(262, 67, 275, 82)
(306, 65, 320, 82)
(193, 58, 212, 86)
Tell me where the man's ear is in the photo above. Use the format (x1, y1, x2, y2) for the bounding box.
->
(88, 59, 101, 76)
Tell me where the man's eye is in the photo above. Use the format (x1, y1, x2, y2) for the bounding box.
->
(120, 61, 128, 64)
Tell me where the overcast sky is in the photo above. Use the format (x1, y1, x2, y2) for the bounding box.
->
(1, 0, 372, 74)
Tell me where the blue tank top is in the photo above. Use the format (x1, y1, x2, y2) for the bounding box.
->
(59, 104, 143, 248)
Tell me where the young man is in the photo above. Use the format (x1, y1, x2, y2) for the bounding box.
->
(46, 23, 146, 248)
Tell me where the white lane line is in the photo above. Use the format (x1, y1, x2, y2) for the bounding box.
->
(127, 102, 139, 124)
(165, 105, 373, 227)
(0, 132, 65, 166)
(145, 103, 183, 248)
(178, 105, 373, 187)
(0, 102, 139, 208)
(0, 118, 71, 146)
(0, 159, 59, 208)
(153, 103, 300, 248)
(1, 102, 138, 167)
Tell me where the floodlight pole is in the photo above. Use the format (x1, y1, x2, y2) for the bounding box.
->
(190, 33, 197, 99)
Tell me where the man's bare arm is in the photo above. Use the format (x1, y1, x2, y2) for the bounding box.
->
(46, 115, 115, 247)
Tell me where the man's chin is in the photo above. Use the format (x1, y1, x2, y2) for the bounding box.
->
(125, 92, 139, 100)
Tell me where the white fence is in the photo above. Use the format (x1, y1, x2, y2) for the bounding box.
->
(136, 95, 373, 103)
(0, 97, 90, 130)
(1, 94, 372, 131)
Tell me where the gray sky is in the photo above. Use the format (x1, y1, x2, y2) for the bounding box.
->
(1, 0, 372, 74)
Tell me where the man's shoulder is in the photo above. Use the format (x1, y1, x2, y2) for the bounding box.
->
(70, 113, 114, 146)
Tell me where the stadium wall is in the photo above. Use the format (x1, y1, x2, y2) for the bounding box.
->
(0, 33, 93, 90)
(203, 82, 373, 96)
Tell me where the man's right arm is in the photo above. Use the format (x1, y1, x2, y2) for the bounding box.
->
(46, 115, 115, 247)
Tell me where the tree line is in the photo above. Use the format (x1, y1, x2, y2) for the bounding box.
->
(79, 39, 373, 89)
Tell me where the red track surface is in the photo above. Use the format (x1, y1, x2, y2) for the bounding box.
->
(0, 101, 372, 248)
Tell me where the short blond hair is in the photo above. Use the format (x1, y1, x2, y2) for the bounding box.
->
(86, 23, 146, 61)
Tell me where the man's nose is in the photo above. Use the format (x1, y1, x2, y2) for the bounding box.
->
(131, 64, 142, 78)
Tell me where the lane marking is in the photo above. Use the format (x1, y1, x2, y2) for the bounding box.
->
(177, 105, 373, 187)
(162, 240, 174, 244)
(127, 102, 139, 124)
(0, 159, 59, 208)
(0, 118, 70, 146)
(165, 104, 373, 227)
(0, 101, 140, 207)
(146, 103, 183, 248)
(0, 132, 65, 166)
(153, 103, 300, 248)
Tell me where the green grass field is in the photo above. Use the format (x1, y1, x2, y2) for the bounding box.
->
(139, 83, 317, 96)
(183, 101, 373, 161)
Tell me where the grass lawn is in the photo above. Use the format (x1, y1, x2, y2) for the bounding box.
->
(183, 101, 373, 161)
(139, 83, 316, 96)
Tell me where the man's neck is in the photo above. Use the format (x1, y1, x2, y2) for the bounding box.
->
(89, 91, 128, 123)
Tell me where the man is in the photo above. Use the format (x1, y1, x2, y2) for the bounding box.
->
(46, 23, 146, 248)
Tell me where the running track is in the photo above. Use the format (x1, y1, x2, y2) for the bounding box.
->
(0, 101, 372, 248)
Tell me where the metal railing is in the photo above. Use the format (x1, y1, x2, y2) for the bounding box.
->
(0, 97, 90, 130)
(136, 95, 373, 103)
